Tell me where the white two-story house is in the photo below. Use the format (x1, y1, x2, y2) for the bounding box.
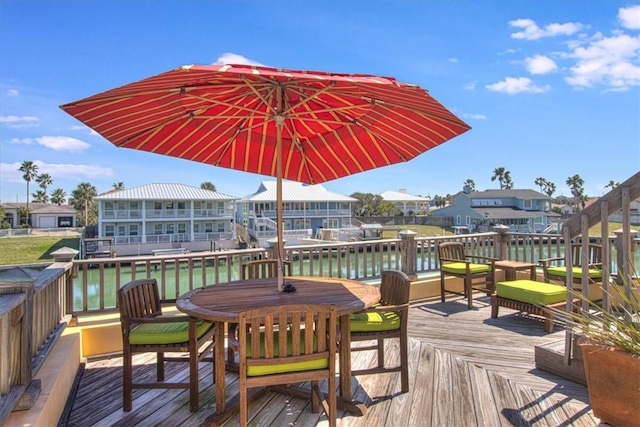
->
(94, 183, 238, 256)
(235, 181, 358, 247)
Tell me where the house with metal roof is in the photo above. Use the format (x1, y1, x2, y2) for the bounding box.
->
(379, 189, 431, 215)
(93, 183, 238, 256)
(236, 181, 358, 247)
(1, 203, 78, 228)
(431, 186, 559, 233)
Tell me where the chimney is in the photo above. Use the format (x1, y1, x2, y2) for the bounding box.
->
(463, 185, 472, 194)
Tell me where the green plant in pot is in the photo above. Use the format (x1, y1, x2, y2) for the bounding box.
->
(559, 279, 640, 427)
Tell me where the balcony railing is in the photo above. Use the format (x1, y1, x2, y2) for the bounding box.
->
(260, 209, 352, 217)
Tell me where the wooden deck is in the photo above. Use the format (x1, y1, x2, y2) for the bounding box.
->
(60, 296, 597, 426)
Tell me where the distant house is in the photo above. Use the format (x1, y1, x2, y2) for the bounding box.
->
(1, 203, 78, 228)
(379, 189, 431, 215)
(235, 181, 358, 247)
(431, 187, 559, 233)
(93, 183, 238, 256)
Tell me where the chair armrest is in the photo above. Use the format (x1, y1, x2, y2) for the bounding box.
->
(440, 256, 472, 265)
(539, 256, 564, 268)
(121, 314, 194, 324)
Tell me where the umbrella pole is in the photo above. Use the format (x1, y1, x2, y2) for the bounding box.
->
(276, 112, 285, 292)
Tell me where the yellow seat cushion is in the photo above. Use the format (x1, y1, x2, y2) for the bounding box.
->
(442, 262, 490, 274)
(129, 316, 213, 345)
(245, 330, 328, 376)
(350, 307, 400, 332)
(496, 280, 566, 305)
(546, 266, 602, 279)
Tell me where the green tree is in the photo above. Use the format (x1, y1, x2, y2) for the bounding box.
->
(112, 182, 125, 190)
(36, 173, 53, 199)
(463, 179, 476, 192)
(50, 188, 67, 205)
(0, 205, 8, 229)
(18, 161, 38, 226)
(17, 206, 29, 226)
(534, 177, 547, 194)
(70, 182, 98, 226)
(32, 189, 48, 203)
(491, 167, 507, 189)
(200, 181, 217, 191)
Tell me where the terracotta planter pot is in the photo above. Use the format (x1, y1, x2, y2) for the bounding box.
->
(578, 337, 640, 427)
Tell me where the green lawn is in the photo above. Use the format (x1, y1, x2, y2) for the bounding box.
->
(0, 237, 80, 266)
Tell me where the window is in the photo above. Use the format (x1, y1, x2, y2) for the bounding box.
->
(154, 202, 162, 210)
(166, 223, 175, 234)
(456, 215, 462, 225)
(523, 199, 532, 209)
(104, 202, 114, 210)
(130, 225, 139, 236)
(177, 201, 186, 210)
(130, 201, 140, 210)
(166, 202, 174, 209)
(217, 222, 225, 232)
(154, 224, 163, 234)
(177, 223, 186, 233)
(105, 225, 115, 236)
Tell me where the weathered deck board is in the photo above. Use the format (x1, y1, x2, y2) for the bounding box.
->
(60, 296, 597, 426)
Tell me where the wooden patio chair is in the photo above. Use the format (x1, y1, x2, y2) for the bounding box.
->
(349, 270, 411, 393)
(437, 241, 497, 309)
(539, 243, 603, 285)
(117, 278, 215, 412)
(241, 259, 292, 280)
(229, 304, 338, 427)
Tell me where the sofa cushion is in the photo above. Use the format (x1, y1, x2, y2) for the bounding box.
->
(546, 266, 602, 279)
(441, 262, 490, 275)
(129, 317, 213, 345)
(496, 280, 566, 305)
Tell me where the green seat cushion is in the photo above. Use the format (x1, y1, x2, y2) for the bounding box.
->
(442, 262, 490, 274)
(350, 306, 400, 332)
(129, 316, 213, 345)
(546, 266, 602, 279)
(245, 330, 328, 376)
(496, 280, 566, 305)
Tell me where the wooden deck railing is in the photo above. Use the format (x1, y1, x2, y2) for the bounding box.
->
(0, 261, 72, 424)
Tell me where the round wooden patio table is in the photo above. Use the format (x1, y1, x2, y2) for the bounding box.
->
(176, 276, 381, 420)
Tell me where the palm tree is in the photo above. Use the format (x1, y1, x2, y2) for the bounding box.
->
(112, 182, 125, 190)
(50, 188, 67, 205)
(566, 174, 585, 211)
(604, 180, 619, 192)
(491, 167, 507, 189)
(71, 182, 98, 226)
(534, 177, 547, 194)
(36, 173, 53, 199)
(463, 179, 476, 192)
(32, 190, 48, 203)
(200, 182, 217, 191)
(503, 171, 514, 189)
(18, 161, 38, 226)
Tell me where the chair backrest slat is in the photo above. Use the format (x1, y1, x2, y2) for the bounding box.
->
(118, 278, 162, 319)
(570, 244, 602, 266)
(380, 270, 411, 305)
(437, 242, 466, 262)
(242, 259, 292, 280)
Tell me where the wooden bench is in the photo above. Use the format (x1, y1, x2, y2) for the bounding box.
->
(151, 248, 189, 256)
(490, 280, 571, 333)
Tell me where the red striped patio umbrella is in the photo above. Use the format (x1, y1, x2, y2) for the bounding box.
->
(61, 64, 470, 290)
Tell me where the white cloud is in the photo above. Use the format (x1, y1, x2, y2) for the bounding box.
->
(461, 113, 487, 120)
(69, 125, 99, 136)
(10, 136, 90, 152)
(510, 18, 584, 40)
(485, 77, 551, 94)
(619, 5, 640, 30)
(0, 161, 114, 183)
(7, 89, 18, 97)
(525, 55, 558, 74)
(565, 33, 640, 90)
(464, 82, 476, 90)
(447, 57, 458, 63)
(0, 115, 39, 128)
(213, 53, 265, 66)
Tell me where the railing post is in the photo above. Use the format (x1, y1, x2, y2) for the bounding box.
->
(492, 225, 510, 260)
(613, 228, 638, 284)
(0, 267, 41, 417)
(399, 230, 417, 279)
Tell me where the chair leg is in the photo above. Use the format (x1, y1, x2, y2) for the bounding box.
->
(189, 345, 199, 412)
(123, 347, 133, 412)
(327, 370, 336, 427)
(465, 276, 473, 309)
(311, 380, 320, 413)
(239, 377, 248, 427)
(400, 334, 409, 393)
(377, 339, 385, 368)
(157, 351, 165, 381)
(440, 272, 446, 302)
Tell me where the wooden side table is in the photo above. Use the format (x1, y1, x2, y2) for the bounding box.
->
(494, 260, 537, 281)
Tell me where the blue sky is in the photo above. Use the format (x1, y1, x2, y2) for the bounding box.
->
(1, 1, 639, 204)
